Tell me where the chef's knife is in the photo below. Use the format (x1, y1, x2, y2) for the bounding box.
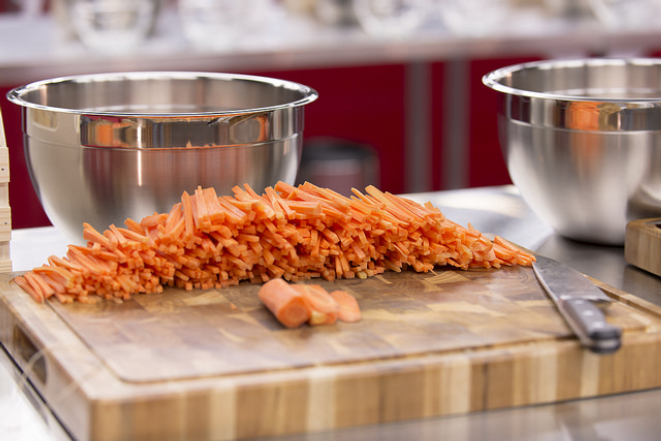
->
(532, 255, 621, 354)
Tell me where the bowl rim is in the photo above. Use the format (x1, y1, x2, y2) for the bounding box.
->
(5, 71, 319, 117)
(482, 57, 661, 103)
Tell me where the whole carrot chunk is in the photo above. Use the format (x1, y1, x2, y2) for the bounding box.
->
(258, 278, 310, 328)
(330, 290, 361, 322)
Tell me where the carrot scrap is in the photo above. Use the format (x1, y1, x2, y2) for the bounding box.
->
(330, 290, 362, 323)
(259, 281, 358, 328)
(14, 182, 536, 304)
(293, 284, 340, 326)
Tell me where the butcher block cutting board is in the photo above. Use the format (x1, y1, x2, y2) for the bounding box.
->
(2, 266, 661, 441)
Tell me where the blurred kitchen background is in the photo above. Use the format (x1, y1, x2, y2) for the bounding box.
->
(1, 0, 660, 230)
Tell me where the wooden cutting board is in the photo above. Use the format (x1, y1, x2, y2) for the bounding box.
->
(2, 266, 661, 441)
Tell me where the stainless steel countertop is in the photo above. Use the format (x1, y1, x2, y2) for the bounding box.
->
(4, 185, 661, 441)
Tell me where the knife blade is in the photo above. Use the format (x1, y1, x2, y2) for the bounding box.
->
(532, 255, 621, 354)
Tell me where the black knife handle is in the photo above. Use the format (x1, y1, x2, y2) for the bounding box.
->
(561, 298, 622, 354)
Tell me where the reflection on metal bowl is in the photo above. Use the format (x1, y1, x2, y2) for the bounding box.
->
(483, 58, 661, 245)
(8, 72, 318, 243)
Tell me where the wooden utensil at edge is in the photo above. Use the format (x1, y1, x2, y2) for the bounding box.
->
(625, 218, 661, 277)
(0, 108, 11, 272)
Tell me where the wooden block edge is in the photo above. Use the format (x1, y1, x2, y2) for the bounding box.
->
(625, 218, 661, 277)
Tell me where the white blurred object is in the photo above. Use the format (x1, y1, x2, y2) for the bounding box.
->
(315, 0, 357, 25)
(66, 0, 160, 52)
(436, 0, 510, 36)
(544, 0, 592, 17)
(179, 0, 274, 49)
(282, 0, 315, 15)
(589, 0, 661, 29)
(352, 0, 432, 37)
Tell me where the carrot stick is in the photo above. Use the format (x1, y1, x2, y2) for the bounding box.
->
(83, 223, 114, 250)
(14, 275, 44, 303)
(181, 191, 196, 241)
(202, 187, 225, 224)
(218, 196, 248, 223)
(258, 278, 311, 328)
(122, 218, 141, 235)
(193, 186, 213, 232)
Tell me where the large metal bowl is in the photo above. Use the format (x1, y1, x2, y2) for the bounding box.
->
(7, 72, 318, 243)
(483, 58, 661, 245)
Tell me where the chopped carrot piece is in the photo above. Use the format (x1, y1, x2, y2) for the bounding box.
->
(330, 290, 361, 323)
(258, 278, 310, 328)
(293, 284, 340, 326)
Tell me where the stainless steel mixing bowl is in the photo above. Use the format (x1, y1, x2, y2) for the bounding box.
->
(483, 58, 661, 245)
(7, 72, 318, 243)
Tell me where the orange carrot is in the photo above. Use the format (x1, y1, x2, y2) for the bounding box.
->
(293, 284, 340, 326)
(14, 275, 44, 303)
(15, 182, 536, 304)
(329, 290, 361, 323)
(258, 278, 311, 328)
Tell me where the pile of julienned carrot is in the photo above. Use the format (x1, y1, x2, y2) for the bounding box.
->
(13, 181, 535, 304)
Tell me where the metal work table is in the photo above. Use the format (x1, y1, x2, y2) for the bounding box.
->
(2, 185, 661, 440)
